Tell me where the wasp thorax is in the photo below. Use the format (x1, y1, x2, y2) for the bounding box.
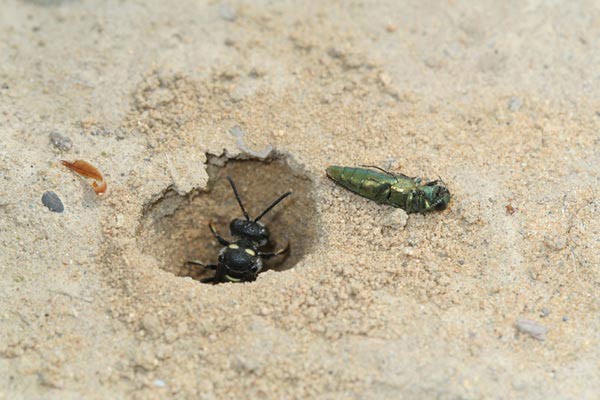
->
(220, 244, 258, 271)
(230, 218, 269, 245)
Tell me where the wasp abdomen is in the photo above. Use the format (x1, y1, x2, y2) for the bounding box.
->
(326, 166, 396, 204)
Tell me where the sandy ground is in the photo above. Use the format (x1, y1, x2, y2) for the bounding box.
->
(1, 0, 599, 399)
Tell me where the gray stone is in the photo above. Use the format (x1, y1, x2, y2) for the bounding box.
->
(508, 97, 523, 112)
(516, 318, 547, 341)
(49, 131, 73, 151)
(218, 4, 237, 22)
(41, 191, 64, 213)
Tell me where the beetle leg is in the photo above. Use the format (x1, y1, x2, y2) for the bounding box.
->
(209, 220, 230, 246)
(359, 164, 414, 180)
(259, 241, 290, 259)
(359, 165, 396, 176)
(425, 179, 442, 186)
(200, 277, 216, 284)
(431, 197, 445, 208)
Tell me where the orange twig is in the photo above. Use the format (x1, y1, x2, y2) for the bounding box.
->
(61, 160, 107, 195)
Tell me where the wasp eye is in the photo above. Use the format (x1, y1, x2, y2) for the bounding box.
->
(259, 226, 269, 239)
(230, 219, 245, 236)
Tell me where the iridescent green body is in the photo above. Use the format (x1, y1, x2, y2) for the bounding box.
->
(326, 165, 451, 214)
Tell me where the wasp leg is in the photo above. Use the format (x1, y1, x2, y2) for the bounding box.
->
(187, 260, 217, 270)
(209, 221, 230, 246)
(187, 261, 218, 283)
(259, 242, 290, 259)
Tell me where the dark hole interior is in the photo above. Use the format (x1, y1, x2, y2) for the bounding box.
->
(138, 157, 318, 283)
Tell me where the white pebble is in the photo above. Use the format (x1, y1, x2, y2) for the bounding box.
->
(516, 318, 548, 341)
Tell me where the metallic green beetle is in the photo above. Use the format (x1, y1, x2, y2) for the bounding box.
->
(326, 165, 451, 214)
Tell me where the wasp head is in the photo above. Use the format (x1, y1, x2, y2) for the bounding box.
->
(230, 218, 269, 246)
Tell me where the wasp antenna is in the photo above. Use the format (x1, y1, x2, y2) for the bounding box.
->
(227, 176, 250, 220)
(254, 191, 292, 222)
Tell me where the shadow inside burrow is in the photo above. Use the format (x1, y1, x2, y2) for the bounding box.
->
(138, 156, 318, 283)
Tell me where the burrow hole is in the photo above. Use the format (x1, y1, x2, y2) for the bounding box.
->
(138, 156, 318, 282)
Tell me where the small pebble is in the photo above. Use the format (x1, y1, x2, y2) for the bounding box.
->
(259, 305, 276, 316)
(540, 308, 550, 317)
(49, 131, 72, 151)
(141, 314, 162, 337)
(516, 318, 548, 341)
(153, 379, 166, 388)
(229, 125, 272, 158)
(377, 208, 408, 230)
(508, 97, 523, 112)
(562, 316, 569, 322)
(41, 191, 64, 213)
(378, 72, 392, 87)
(248, 67, 266, 78)
(218, 4, 237, 22)
(229, 125, 245, 138)
(273, 129, 285, 138)
(327, 47, 344, 59)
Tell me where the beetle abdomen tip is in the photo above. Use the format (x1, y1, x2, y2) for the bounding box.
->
(326, 165, 343, 181)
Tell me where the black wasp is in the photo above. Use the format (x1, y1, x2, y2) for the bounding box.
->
(187, 177, 292, 284)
